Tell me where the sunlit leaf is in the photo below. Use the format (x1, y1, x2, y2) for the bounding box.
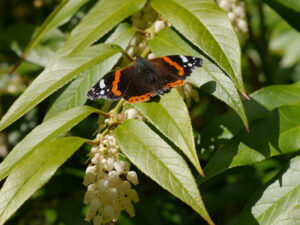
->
(151, 0, 245, 93)
(45, 23, 135, 119)
(51, 0, 146, 63)
(23, 0, 90, 57)
(0, 106, 98, 181)
(0, 44, 121, 131)
(200, 82, 300, 147)
(134, 89, 203, 175)
(234, 156, 300, 225)
(149, 27, 248, 129)
(115, 120, 214, 225)
(202, 89, 300, 180)
(0, 137, 86, 225)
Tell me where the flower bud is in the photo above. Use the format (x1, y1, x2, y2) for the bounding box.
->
(93, 215, 102, 225)
(107, 157, 115, 171)
(97, 179, 109, 192)
(114, 160, 129, 174)
(128, 189, 139, 203)
(85, 199, 100, 222)
(102, 205, 115, 221)
(122, 198, 135, 217)
(126, 108, 139, 120)
(107, 171, 121, 187)
(90, 199, 100, 212)
(92, 153, 101, 164)
(107, 188, 118, 201)
(83, 166, 96, 186)
(91, 147, 99, 154)
(154, 20, 165, 33)
(118, 181, 131, 194)
(147, 53, 155, 59)
(84, 189, 97, 204)
(127, 171, 138, 185)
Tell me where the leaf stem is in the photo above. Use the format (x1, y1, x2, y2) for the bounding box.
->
(96, 109, 110, 117)
(110, 99, 124, 123)
(140, 46, 151, 58)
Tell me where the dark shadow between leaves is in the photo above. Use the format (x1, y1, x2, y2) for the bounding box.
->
(199, 81, 217, 94)
(231, 160, 291, 225)
(201, 99, 281, 181)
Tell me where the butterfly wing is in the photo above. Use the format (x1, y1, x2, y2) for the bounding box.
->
(148, 55, 203, 91)
(87, 64, 156, 103)
(87, 71, 122, 101)
(87, 55, 203, 103)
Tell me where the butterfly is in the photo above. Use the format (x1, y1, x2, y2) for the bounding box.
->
(87, 55, 203, 103)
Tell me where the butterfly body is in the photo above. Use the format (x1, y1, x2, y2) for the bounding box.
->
(87, 55, 203, 103)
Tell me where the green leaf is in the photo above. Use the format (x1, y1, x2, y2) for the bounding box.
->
(200, 82, 300, 148)
(51, 0, 146, 62)
(0, 44, 120, 131)
(264, 0, 300, 31)
(274, 0, 300, 12)
(0, 106, 98, 181)
(149, 27, 248, 129)
(234, 156, 300, 225)
(0, 24, 65, 67)
(0, 137, 86, 225)
(270, 29, 300, 68)
(151, 0, 245, 93)
(134, 89, 203, 175)
(203, 101, 300, 181)
(23, 0, 90, 57)
(115, 120, 214, 225)
(45, 23, 135, 120)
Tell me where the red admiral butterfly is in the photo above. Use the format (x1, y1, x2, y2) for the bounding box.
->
(87, 55, 203, 103)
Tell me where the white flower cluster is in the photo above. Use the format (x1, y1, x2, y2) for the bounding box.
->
(84, 133, 139, 225)
(217, 0, 248, 34)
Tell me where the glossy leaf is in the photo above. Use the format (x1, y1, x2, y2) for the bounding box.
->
(0, 137, 86, 225)
(203, 95, 300, 180)
(264, 0, 300, 31)
(0, 106, 98, 181)
(115, 120, 214, 225)
(134, 89, 203, 175)
(51, 0, 146, 62)
(45, 23, 135, 119)
(149, 28, 248, 129)
(151, 0, 245, 93)
(234, 156, 300, 225)
(23, 0, 90, 57)
(0, 44, 121, 131)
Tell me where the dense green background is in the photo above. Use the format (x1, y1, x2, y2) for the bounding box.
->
(0, 0, 299, 225)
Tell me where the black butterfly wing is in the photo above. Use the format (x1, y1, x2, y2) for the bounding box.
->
(87, 55, 203, 103)
(87, 71, 121, 101)
(87, 64, 156, 103)
(148, 55, 203, 91)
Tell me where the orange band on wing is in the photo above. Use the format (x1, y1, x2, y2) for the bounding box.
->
(112, 69, 123, 96)
(165, 80, 185, 88)
(162, 56, 184, 76)
(127, 92, 153, 103)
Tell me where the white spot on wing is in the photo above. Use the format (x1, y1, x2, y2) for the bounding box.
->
(100, 90, 105, 95)
(188, 63, 192, 67)
(180, 55, 188, 63)
(99, 79, 106, 89)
